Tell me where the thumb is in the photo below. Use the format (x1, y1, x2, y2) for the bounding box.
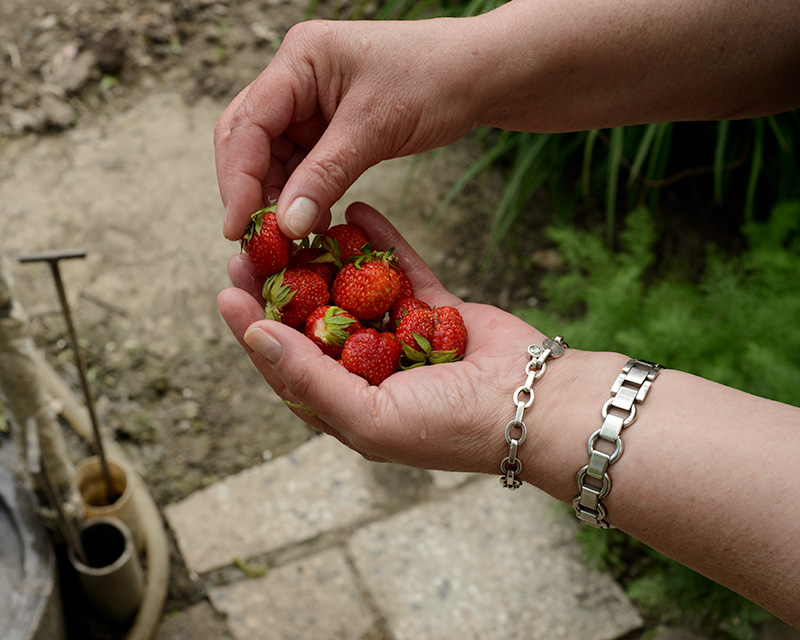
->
(274, 106, 392, 239)
(242, 319, 372, 424)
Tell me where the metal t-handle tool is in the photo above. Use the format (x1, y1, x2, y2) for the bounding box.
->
(19, 249, 117, 502)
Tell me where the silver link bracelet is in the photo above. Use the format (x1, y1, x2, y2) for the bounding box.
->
(500, 336, 567, 489)
(573, 358, 663, 528)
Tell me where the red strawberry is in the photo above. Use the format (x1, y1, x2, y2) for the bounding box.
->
(319, 224, 368, 266)
(304, 305, 363, 358)
(395, 307, 436, 366)
(392, 265, 415, 300)
(340, 328, 401, 385)
(331, 246, 400, 321)
(288, 246, 337, 286)
(389, 297, 431, 332)
(241, 205, 293, 277)
(262, 268, 329, 328)
(430, 306, 467, 362)
(396, 305, 467, 366)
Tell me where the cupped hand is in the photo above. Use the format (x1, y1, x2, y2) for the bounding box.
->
(217, 203, 549, 475)
(214, 18, 484, 242)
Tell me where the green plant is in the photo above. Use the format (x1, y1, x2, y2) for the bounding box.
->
(517, 202, 800, 636)
(516, 201, 800, 405)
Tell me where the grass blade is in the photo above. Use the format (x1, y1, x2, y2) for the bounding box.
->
(745, 118, 764, 222)
(626, 123, 659, 190)
(642, 122, 673, 210)
(766, 115, 791, 151)
(714, 120, 730, 205)
(489, 133, 550, 252)
(606, 127, 624, 242)
(582, 129, 599, 199)
(430, 129, 516, 225)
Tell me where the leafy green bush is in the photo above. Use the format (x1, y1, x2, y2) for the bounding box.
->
(517, 201, 800, 636)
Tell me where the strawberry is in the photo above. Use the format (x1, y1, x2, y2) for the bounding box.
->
(288, 246, 337, 286)
(395, 307, 436, 366)
(389, 297, 431, 332)
(319, 223, 368, 266)
(340, 328, 401, 385)
(262, 268, 329, 328)
(392, 264, 415, 300)
(304, 305, 362, 358)
(241, 204, 293, 277)
(430, 306, 467, 362)
(396, 305, 467, 366)
(331, 246, 400, 321)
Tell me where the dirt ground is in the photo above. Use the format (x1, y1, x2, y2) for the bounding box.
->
(1, 0, 549, 614)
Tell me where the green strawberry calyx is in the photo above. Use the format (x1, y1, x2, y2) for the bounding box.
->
(346, 243, 396, 269)
(429, 348, 462, 364)
(399, 332, 432, 369)
(241, 203, 278, 250)
(321, 306, 359, 346)
(262, 269, 295, 322)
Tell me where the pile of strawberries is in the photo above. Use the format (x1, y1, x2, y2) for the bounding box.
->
(242, 205, 467, 385)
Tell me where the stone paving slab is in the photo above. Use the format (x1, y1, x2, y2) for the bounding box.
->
(164, 436, 383, 574)
(167, 434, 644, 640)
(348, 477, 643, 640)
(208, 548, 374, 640)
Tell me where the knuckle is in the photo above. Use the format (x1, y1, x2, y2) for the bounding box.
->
(287, 361, 318, 401)
(307, 153, 354, 195)
(279, 20, 333, 62)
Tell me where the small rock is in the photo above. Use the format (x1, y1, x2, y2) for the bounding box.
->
(38, 14, 59, 31)
(8, 107, 47, 134)
(182, 432, 212, 465)
(250, 22, 278, 43)
(39, 93, 74, 129)
(47, 48, 98, 93)
(180, 400, 200, 421)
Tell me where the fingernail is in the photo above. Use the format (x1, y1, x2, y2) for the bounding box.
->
(244, 326, 282, 364)
(223, 206, 231, 238)
(284, 197, 319, 238)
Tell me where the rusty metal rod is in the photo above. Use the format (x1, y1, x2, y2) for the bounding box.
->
(19, 249, 117, 502)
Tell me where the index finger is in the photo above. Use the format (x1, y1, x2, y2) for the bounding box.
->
(219, 82, 294, 240)
(214, 82, 251, 213)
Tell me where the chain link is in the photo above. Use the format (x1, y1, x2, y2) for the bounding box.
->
(572, 358, 663, 527)
(500, 336, 567, 489)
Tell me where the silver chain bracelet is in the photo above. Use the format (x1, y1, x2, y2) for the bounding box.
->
(500, 336, 567, 490)
(573, 358, 663, 528)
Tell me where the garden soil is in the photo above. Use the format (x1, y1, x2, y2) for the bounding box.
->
(0, 0, 543, 614)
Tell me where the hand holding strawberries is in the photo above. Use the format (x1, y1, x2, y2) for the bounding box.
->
(218, 202, 565, 480)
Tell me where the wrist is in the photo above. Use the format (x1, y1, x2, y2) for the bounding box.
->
(515, 347, 630, 502)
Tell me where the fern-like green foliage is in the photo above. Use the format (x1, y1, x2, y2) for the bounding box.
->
(518, 202, 800, 635)
(517, 201, 800, 406)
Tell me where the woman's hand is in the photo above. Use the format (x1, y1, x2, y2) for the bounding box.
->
(214, 18, 484, 242)
(217, 202, 549, 474)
